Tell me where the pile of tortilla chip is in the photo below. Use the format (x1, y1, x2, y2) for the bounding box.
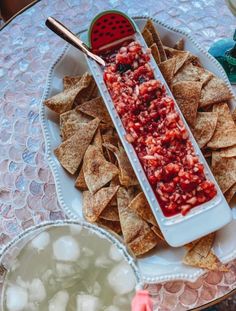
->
(44, 20, 234, 270)
(44, 72, 163, 257)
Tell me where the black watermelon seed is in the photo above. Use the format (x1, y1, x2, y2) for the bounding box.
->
(101, 25, 106, 29)
(116, 21, 121, 24)
(119, 25, 123, 29)
(110, 15, 116, 19)
(97, 22, 101, 26)
(106, 32, 110, 35)
(98, 33, 104, 37)
(108, 22, 113, 25)
(121, 30, 125, 34)
(110, 33, 114, 37)
(112, 26, 116, 30)
(125, 24, 130, 28)
(94, 30, 99, 34)
(93, 38, 98, 42)
(103, 18, 108, 22)
(121, 20, 126, 24)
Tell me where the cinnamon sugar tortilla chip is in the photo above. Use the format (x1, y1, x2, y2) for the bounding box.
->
(44, 82, 83, 114)
(60, 109, 91, 128)
(144, 20, 167, 61)
(173, 38, 184, 50)
(83, 186, 119, 222)
(63, 75, 82, 90)
(61, 113, 93, 141)
(77, 97, 112, 125)
(191, 112, 218, 148)
(199, 76, 232, 108)
(163, 47, 189, 73)
(103, 143, 138, 187)
(159, 58, 176, 86)
(142, 28, 154, 47)
(129, 192, 157, 226)
(128, 228, 159, 257)
(73, 73, 95, 106)
(54, 118, 99, 174)
(83, 145, 119, 194)
(173, 63, 213, 86)
(207, 103, 236, 149)
(97, 218, 121, 235)
(172, 81, 202, 127)
(117, 188, 158, 256)
(75, 167, 87, 191)
(212, 150, 236, 193)
(150, 43, 161, 64)
(100, 204, 119, 221)
(224, 183, 236, 203)
(183, 233, 228, 271)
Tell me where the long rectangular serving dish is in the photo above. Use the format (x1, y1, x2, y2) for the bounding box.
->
(83, 15, 232, 247)
(40, 16, 236, 283)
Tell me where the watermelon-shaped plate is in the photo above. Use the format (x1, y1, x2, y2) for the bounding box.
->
(88, 10, 136, 52)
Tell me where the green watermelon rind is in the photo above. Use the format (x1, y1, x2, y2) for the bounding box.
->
(88, 10, 137, 49)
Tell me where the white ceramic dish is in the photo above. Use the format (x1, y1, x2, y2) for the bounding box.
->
(40, 16, 236, 283)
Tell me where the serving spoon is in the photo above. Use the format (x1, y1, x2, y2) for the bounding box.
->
(45, 17, 106, 67)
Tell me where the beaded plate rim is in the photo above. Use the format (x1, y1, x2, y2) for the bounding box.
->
(39, 16, 236, 283)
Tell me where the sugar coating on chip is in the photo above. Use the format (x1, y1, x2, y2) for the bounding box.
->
(31, 232, 50, 251)
(53, 235, 80, 261)
(6, 285, 28, 311)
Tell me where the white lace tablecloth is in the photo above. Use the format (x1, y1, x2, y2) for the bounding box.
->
(0, 0, 236, 310)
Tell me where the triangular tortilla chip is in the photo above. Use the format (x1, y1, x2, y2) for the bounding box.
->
(142, 28, 154, 47)
(173, 62, 213, 86)
(83, 186, 119, 222)
(77, 97, 112, 125)
(144, 20, 167, 61)
(159, 58, 176, 86)
(92, 128, 103, 152)
(224, 182, 236, 203)
(103, 143, 138, 187)
(128, 192, 157, 226)
(183, 233, 227, 271)
(173, 38, 184, 50)
(83, 145, 119, 194)
(61, 113, 93, 141)
(96, 218, 121, 235)
(128, 228, 159, 257)
(199, 76, 232, 108)
(75, 167, 87, 191)
(73, 73, 95, 106)
(44, 81, 83, 114)
(164, 47, 189, 73)
(191, 112, 218, 148)
(172, 81, 202, 127)
(63, 75, 82, 90)
(150, 43, 161, 64)
(54, 118, 99, 174)
(212, 150, 236, 193)
(60, 109, 91, 128)
(117, 188, 158, 256)
(207, 103, 236, 149)
(100, 204, 119, 221)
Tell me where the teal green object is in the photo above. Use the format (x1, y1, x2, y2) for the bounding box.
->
(209, 30, 236, 84)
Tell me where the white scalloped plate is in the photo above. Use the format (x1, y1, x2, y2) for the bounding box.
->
(40, 16, 236, 284)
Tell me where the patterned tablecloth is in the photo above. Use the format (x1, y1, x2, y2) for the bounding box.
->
(0, 0, 236, 310)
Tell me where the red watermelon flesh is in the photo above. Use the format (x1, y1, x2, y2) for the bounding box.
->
(89, 11, 136, 51)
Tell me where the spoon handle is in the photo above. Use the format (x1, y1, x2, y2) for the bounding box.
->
(45, 17, 105, 66)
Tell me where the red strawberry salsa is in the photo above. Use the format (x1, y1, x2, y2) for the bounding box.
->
(103, 41, 217, 217)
